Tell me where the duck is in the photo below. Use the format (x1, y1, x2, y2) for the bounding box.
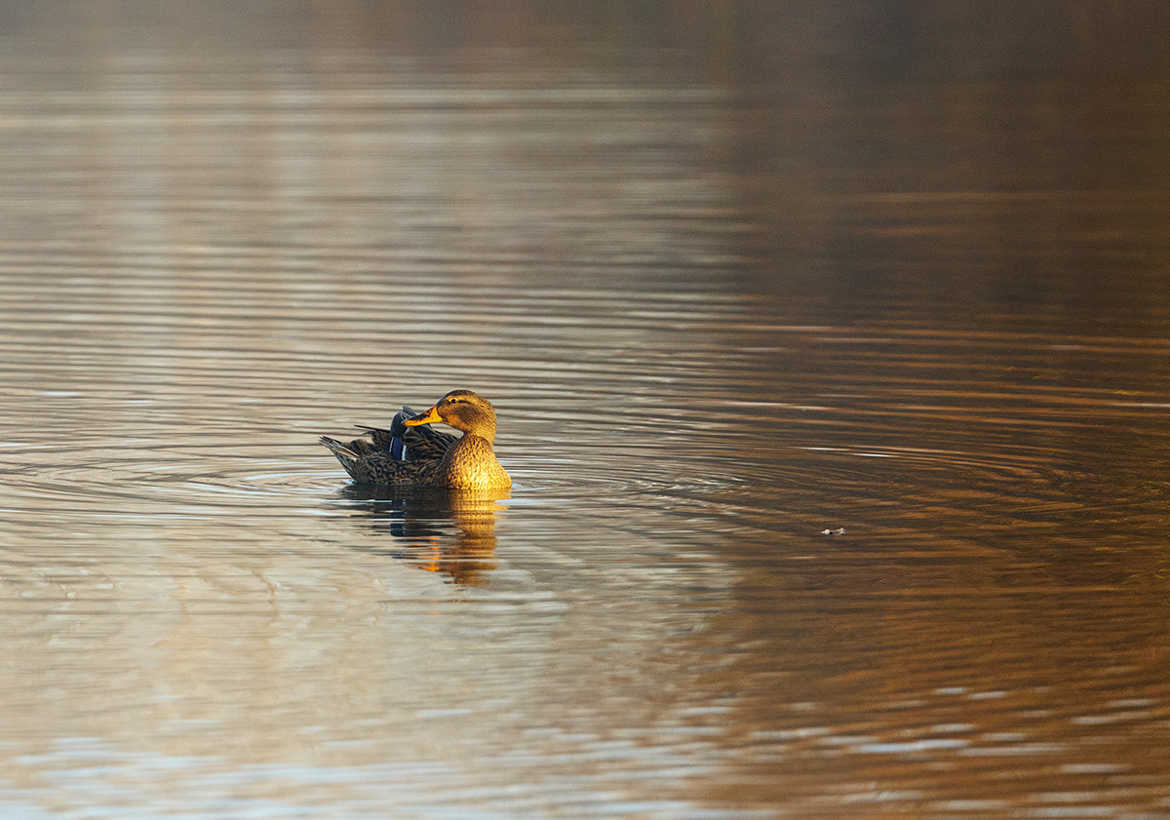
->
(319, 389, 511, 490)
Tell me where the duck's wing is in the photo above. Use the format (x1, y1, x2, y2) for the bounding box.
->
(319, 436, 438, 485)
(355, 406, 457, 462)
(402, 424, 457, 462)
(354, 425, 397, 451)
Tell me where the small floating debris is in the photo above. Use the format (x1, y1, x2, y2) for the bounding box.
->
(821, 527, 846, 536)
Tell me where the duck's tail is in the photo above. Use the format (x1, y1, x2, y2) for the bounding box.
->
(318, 435, 361, 479)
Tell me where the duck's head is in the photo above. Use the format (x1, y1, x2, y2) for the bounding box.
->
(404, 389, 499, 440)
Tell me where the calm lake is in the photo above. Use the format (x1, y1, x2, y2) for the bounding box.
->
(5, 3, 1170, 817)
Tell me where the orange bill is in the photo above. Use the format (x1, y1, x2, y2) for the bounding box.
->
(403, 406, 441, 426)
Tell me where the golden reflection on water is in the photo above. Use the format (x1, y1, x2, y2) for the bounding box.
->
(342, 487, 506, 586)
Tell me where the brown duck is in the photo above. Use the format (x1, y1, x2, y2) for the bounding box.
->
(319, 389, 511, 489)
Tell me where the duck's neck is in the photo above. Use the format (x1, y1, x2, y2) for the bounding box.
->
(458, 427, 495, 445)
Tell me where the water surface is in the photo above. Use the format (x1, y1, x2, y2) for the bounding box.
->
(4, 3, 1170, 817)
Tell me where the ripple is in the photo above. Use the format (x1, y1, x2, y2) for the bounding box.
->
(798, 443, 1091, 485)
(508, 460, 750, 499)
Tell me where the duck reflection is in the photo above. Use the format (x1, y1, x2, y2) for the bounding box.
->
(340, 485, 508, 586)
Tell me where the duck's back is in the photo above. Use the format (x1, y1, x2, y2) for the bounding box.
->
(320, 407, 458, 486)
(358, 420, 456, 463)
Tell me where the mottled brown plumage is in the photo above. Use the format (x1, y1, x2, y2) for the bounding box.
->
(319, 390, 511, 489)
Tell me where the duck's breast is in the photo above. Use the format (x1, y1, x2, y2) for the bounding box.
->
(443, 436, 511, 489)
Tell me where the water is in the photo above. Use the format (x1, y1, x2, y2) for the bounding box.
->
(4, 3, 1170, 816)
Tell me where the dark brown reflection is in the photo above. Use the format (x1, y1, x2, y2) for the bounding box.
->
(340, 486, 507, 586)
